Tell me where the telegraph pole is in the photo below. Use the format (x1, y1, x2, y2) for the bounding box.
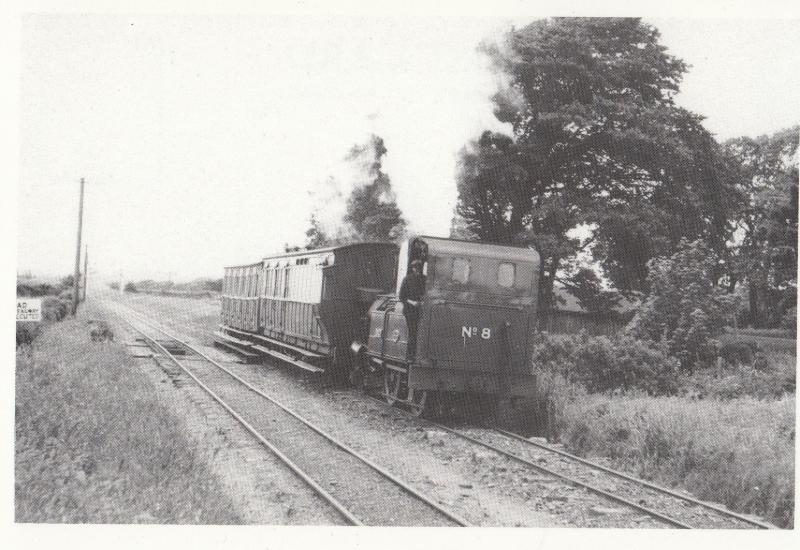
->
(82, 246, 88, 302)
(71, 177, 85, 316)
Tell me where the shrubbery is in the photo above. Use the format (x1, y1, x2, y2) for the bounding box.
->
(16, 277, 75, 347)
(42, 296, 70, 322)
(531, 332, 679, 396)
(531, 331, 794, 400)
(16, 323, 40, 347)
(683, 353, 796, 400)
(627, 239, 739, 371)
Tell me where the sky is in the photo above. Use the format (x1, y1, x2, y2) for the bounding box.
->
(16, 13, 800, 283)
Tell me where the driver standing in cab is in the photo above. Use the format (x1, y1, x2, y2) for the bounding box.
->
(399, 259, 425, 362)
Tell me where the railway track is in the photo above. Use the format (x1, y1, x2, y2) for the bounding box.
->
(485, 427, 775, 529)
(110, 299, 775, 529)
(115, 305, 470, 527)
(374, 396, 774, 530)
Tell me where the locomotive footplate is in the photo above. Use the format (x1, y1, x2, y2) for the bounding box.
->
(408, 365, 537, 398)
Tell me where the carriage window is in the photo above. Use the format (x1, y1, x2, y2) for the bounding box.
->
(498, 262, 515, 288)
(266, 269, 273, 296)
(452, 258, 470, 284)
(273, 268, 282, 297)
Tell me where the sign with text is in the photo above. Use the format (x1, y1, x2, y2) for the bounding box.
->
(17, 298, 42, 322)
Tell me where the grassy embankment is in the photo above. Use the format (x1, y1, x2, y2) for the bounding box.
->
(15, 311, 241, 523)
(534, 353, 795, 528)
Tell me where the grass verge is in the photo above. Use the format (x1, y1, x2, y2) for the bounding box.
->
(537, 372, 795, 528)
(15, 312, 241, 523)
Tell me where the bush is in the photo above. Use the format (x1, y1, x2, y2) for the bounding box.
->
(123, 282, 138, 293)
(17, 282, 57, 297)
(683, 352, 796, 400)
(575, 335, 680, 395)
(42, 296, 70, 322)
(531, 332, 680, 396)
(16, 323, 39, 347)
(530, 332, 582, 374)
(628, 240, 739, 371)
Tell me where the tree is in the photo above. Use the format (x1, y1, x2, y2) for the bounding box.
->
(724, 126, 798, 327)
(304, 213, 330, 249)
(628, 240, 739, 371)
(343, 134, 407, 242)
(561, 267, 622, 315)
(454, 18, 739, 310)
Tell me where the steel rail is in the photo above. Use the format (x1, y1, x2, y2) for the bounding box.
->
(121, 314, 363, 526)
(492, 427, 774, 529)
(121, 306, 470, 527)
(123, 316, 361, 524)
(366, 396, 693, 529)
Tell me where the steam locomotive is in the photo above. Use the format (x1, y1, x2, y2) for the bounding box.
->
(216, 236, 539, 416)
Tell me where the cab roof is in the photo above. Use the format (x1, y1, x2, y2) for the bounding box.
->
(417, 236, 540, 264)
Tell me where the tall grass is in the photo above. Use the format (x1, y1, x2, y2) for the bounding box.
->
(541, 379, 795, 527)
(15, 315, 241, 523)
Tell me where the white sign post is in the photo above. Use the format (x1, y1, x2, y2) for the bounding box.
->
(16, 298, 42, 322)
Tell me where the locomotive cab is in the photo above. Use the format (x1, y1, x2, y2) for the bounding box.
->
(359, 236, 540, 415)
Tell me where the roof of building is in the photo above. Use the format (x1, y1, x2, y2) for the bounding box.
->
(553, 284, 640, 314)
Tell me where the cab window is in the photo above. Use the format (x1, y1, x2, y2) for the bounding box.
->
(451, 258, 470, 284)
(498, 262, 515, 288)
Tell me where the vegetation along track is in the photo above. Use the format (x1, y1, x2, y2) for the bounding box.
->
(115, 305, 469, 527)
(380, 397, 774, 529)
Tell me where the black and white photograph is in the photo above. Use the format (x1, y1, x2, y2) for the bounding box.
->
(8, 1, 799, 547)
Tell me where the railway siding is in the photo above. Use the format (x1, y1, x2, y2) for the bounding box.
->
(120, 306, 468, 527)
(455, 428, 770, 529)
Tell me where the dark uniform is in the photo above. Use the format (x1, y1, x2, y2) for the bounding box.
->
(399, 263, 425, 361)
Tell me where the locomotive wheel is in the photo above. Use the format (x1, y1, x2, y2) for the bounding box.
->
(406, 388, 428, 417)
(384, 369, 403, 405)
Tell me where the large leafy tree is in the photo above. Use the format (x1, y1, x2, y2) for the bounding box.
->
(455, 18, 739, 310)
(724, 126, 798, 327)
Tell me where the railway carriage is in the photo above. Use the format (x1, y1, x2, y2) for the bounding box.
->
(217, 236, 540, 417)
(218, 243, 397, 372)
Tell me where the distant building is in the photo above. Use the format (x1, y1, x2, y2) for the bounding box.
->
(537, 285, 640, 336)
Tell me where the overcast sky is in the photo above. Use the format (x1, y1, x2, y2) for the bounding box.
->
(17, 14, 800, 282)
